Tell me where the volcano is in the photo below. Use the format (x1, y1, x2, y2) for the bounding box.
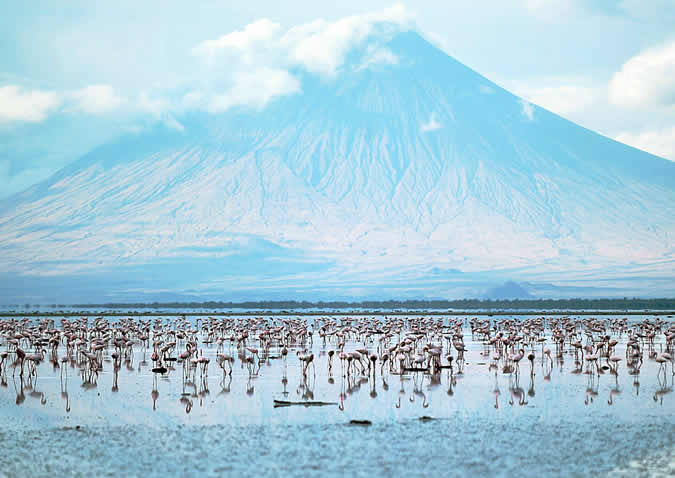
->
(1, 29, 674, 303)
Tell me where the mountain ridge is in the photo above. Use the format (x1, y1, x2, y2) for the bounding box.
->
(1, 29, 673, 303)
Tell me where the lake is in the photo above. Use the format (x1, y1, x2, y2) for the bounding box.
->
(0, 314, 673, 477)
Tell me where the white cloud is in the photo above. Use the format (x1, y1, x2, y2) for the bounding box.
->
(195, 4, 410, 74)
(4, 6, 410, 123)
(0, 85, 61, 123)
(609, 39, 675, 109)
(194, 18, 283, 66)
(420, 113, 441, 132)
(68, 84, 124, 114)
(206, 67, 300, 112)
(283, 4, 409, 76)
(0, 84, 127, 123)
(520, 98, 535, 120)
(614, 126, 675, 161)
(190, 4, 410, 113)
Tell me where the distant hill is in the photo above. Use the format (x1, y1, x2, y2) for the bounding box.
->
(485, 281, 532, 300)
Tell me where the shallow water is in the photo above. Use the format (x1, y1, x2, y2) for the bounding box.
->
(1, 314, 673, 477)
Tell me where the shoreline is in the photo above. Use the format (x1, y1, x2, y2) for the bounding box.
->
(1, 310, 674, 317)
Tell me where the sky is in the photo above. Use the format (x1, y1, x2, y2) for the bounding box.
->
(1, 0, 674, 198)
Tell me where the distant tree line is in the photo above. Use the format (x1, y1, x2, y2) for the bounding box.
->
(62, 298, 675, 310)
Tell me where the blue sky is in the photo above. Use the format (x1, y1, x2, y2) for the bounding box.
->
(1, 1, 674, 198)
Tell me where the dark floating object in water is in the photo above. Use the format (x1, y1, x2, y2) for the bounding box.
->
(273, 399, 337, 407)
(419, 416, 434, 422)
(165, 357, 177, 362)
(475, 362, 486, 365)
(349, 419, 372, 425)
(152, 366, 168, 374)
(403, 367, 429, 372)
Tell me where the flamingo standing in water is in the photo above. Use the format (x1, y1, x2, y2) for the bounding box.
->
(281, 345, 288, 364)
(301, 353, 314, 377)
(510, 349, 525, 375)
(0, 351, 8, 376)
(655, 354, 668, 377)
(527, 351, 535, 377)
(327, 350, 334, 373)
(368, 353, 377, 378)
(608, 354, 622, 374)
(338, 343, 347, 376)
(543, 348, 553, 368)
(217, 353, 234, 376)
(25, 348, 45, 378)
(13, 347, 26, 378)
(379, 352, 389, 375)
(246, 347, 260, 368)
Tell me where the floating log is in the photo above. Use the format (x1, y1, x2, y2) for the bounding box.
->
(403, 367, 429, 372)
(273, 399, 337, 407)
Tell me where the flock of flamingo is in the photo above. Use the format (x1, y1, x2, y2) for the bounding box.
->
(0, 314, 673, 413)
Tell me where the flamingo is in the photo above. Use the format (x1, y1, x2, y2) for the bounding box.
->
(13, 347, 26, 378)
(527, 351, 535, 377)
(608, 355, 622, 374)
(327, 350, 335, 372)
(543, 348, 553, 368)
(509, 349, 525, 374)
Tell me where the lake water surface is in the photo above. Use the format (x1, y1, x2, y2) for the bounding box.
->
(0, 314, 673, 477)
